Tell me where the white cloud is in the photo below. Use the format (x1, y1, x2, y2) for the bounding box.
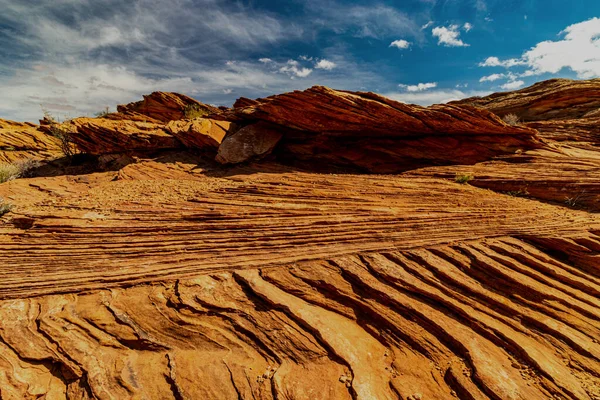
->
(421, 21, 434, 30)
(432, 25, 469, 47)
(315, 59, 337, 70)
(463, 22, 473, 32)
(259, 58, 273, 63)
(479, 18, 600, 79)
(384, 89, 491, 106)
(479, 73, 506, 82)
(479, 56, 525, 67)
(399, 82, 438, 92)
(390, 39, 411, 49)
(279, 60, 313, 78)
(500, 80, 525, 90)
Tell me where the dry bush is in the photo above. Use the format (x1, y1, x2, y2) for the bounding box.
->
(0, 159, 42, 183)
(502, 113, 521, 126)
(49, 124, 76, 158)
(0, 163, 20, 183)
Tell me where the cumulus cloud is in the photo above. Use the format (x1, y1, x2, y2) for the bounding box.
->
(500, 80, 525, 90)
(279, 60, 313, 78)
(399, 82, 438, 92)
(385, 89, 491, 106)
(390, 39, 411, 49)
(479, 73, 506, 82)
(479, 57, 525, 68)
(479, 18, 600, 79)
(315, 59, 337, 70)
(432, 25, 469, 47)
(463, 22, 473, 32)
(259, 58, 274, 63)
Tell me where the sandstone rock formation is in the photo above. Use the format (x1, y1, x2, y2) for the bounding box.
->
(1, 80, 600, 399)
(455, 78, 600, 121)
(117, 91, 221, 122)
(215, 86, 543, 171)
(0, 118, 61, 163)
(166, 118, 232, 149)
(66, 117, 232, 155)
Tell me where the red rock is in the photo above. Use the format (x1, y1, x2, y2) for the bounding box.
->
(116, 92, 220, 123)
(454, 78, 600, 121)
(215, 86, 543, 171)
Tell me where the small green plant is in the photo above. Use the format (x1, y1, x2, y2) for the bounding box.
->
(0, 163, 20, 183)
(502, 113, 521, 126)
(95, 107, 111, 118)
(455, 173, 474, 184)
(0, 198, 13, 216)
(183, 103, 208, 119)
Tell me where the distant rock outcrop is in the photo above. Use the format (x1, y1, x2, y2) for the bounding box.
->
(215, 86, 543, 171)
(65, 118, 182, 154)
(454, 78, 600, 121)
(116, 92, 220, 123)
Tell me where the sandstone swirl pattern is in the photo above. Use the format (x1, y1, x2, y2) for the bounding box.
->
(0, 80, 599, 399)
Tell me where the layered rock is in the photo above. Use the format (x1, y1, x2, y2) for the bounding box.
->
(455, 78, 600, 121)
(116, 92, 220, 123)
(166, 118, 232, 149)
(0, 118, 61, 163)
(65, 118, 183, 155)
(66, 117, 232, 155)
(215, 86, 543, 171)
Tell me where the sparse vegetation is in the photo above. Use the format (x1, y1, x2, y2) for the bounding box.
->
(455, 173, 474, 184)
(0, 159, 42, 183)
(49, 123, 76, 158)
(183, 103, 208, 119)
(502, 113, 521, 126)
(0, 198, 13, 216)
(564, 190, 586, 208)
(505, 188, 530, 198)
(0, 163, 20, 183)
(95, 107, 111, 118)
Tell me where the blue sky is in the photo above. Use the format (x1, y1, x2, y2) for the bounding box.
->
(1, 0, 599, 121)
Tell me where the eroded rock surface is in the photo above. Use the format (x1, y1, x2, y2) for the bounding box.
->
(117, 91, 220, 122)
(0, 118, 61, 163)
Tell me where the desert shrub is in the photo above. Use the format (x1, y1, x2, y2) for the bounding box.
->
(95, 107, 111, 118)
(49, 123, 76, 158)
(183, 104, 208, 119)
(455, 173, 474, 184)
(0, 163, 20, 183)
(15, 159, 42, 178)
(502, 113, 520, 126)
(0, 159, 42, 183)
(505, 188, 530, 198)
(0, 198, 13, 216)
